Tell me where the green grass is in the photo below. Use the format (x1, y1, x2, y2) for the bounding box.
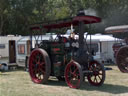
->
(0, 66, 128, 96)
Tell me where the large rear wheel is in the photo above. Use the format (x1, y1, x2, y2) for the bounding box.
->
(87, 60, 105, 86)
(116, 46, 128, 73)
(29, 48, 51, 84)
(65, 60, 83, 89)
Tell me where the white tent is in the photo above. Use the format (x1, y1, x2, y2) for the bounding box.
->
(87, 34, 117, 64)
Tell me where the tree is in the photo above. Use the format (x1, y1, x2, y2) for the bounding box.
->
(1, 0, 128, 35)
(0, 0, 10, 35)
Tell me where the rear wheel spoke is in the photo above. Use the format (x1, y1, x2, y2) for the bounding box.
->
(97, 75, 102, 80)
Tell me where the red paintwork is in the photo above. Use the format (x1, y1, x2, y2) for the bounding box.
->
(87, 61, 104, 86)
(30, 15, 101, 30)
(29, 49, 45, 83)
(53, 48, 60, 52)
(65, 61, 80, 88)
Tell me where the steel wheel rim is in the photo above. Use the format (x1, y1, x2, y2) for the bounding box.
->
(65, 61, 82, 88)
(87, 61, 105, 86)
(116, 46, 128, 73)
(29, 49, 46, 83)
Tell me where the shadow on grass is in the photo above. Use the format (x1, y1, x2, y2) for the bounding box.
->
(46, 80, 67, 87)
(80, 82, 128, 94)
(46, 79, 128, 94)
(6, 67, 26, 72)
(0, 67, 27, 75)
(0, 67, 25, 75)
(0, 73, 10, 75)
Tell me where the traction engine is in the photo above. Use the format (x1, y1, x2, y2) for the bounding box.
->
(29, 11, 106, 88)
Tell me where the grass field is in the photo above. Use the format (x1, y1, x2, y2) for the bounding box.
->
(0, 65, 128, 96)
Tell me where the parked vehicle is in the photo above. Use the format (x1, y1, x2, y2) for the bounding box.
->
(28, 11, 106, 88)
(105, 25, 128, 73)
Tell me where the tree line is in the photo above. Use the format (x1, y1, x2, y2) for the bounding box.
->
(0, 0, 128, 35)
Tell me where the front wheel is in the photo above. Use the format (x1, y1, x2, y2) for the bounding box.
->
(65, 60, 83, 89)
(87, 60, 105, 86)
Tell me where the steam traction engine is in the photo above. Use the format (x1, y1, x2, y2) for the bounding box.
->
(105, 25, 128, 73)
(29, 12, 106, 88)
